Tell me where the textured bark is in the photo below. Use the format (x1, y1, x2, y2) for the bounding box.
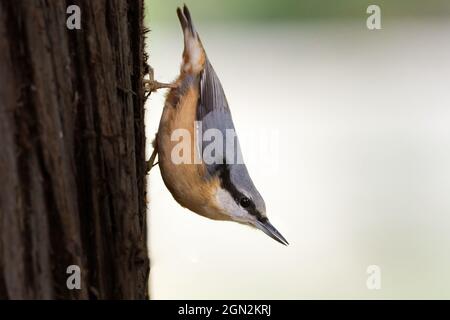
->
(0, 0, 149, 299)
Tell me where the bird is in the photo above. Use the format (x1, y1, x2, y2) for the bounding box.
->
(146, 5, 288, 246)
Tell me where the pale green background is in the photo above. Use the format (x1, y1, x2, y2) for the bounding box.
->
(144, 0, 450, 299)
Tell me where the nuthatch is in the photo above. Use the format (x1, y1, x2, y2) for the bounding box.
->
(147, 5, 288, 245)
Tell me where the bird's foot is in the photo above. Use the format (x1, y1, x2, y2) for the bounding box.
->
(143, 79, 177, 93)
(144, 65, 178, 93)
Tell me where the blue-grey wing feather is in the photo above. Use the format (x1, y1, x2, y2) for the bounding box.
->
(197, 58, 230, 118)
(197, 59, 242, 175)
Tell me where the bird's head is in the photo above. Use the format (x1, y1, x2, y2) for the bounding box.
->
(213, 163, 289, 246)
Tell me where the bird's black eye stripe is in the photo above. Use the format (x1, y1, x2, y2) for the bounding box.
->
(216, 163, 261, 218)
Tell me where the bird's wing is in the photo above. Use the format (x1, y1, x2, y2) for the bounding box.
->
(197, 58, 230, 118)
(196, 58, 243, 176)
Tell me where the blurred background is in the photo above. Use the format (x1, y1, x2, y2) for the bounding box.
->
(144, 0, 450, 299)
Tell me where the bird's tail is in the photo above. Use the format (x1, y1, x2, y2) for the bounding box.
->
(177, 5, 205, 74)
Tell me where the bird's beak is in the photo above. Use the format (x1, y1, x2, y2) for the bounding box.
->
(254, 219, 289, 246)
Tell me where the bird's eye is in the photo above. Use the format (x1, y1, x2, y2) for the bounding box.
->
(240, 197, 251, 208)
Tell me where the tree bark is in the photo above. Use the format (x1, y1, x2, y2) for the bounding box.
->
(0, 0, 149, 299)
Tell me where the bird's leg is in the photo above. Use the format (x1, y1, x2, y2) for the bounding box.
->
(146, 138, 159, 173)
(144, 65, 177, 93)
(143, 79, 177, 92)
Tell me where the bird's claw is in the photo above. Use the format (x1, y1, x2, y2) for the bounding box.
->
(146, 144, 159, 174)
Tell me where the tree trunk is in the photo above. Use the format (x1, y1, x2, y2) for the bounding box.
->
(0, 0, 149, 299)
